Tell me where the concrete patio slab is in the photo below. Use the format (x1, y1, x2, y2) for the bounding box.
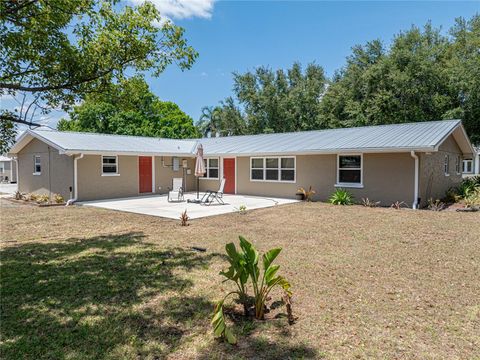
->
(78, 193, 298, 219)
(0, 183, 17, 198)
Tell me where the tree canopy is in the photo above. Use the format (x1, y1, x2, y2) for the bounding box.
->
(57, 77, 199, 139)
(202, 15, 480, 144)
(319, 16, 480, 144)
(0, 0, 197, 152)
(198, 63, 327, 137)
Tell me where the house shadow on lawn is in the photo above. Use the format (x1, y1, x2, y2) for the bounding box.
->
(0, 232, 220, 359)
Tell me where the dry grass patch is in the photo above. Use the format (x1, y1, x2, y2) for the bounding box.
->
(1, 200, 479, 359)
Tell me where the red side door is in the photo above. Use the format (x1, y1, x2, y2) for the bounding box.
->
(223, 158, 235, 194)
(139, 156, 152, 193)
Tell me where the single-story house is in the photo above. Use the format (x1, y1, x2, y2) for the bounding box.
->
(0, 155, 17, 183)
(8, 119, 475, 208)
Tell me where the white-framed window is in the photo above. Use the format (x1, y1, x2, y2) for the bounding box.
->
(463, 159, 473, 174)
(102, 156, 119, 175)
(455, 155, 461, 175)
(203, 158, 219, 179)
(336, 154, 363, 187)
(444, 155, 450, 176)
(33, 155, 41, 175)
(250, 157, 296, 182)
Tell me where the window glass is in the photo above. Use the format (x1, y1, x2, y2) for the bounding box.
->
(281, 169, 295, 181)
(266, 158, 278, 168)
(266, 169, 279, 180)
(251, 169, 264, 180)
(339, 170, 361, 183)
(281, 158, 294, 168)
(338, 155, 362, 184)
(34, 156, 41, 173)
(250, 157, 295, 182)
(339, 156, 361, 168)
(463, 160, 473, 173)
(251, 158, 263, 168)
(203, 158, 219, 179)
(209, 158, 219, 168)
(208, 168, 219, 178)
(102, 156, 117, 173)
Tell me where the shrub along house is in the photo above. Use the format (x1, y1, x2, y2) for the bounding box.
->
(8, 119, 475, 208)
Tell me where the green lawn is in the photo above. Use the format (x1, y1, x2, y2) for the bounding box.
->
(1, 199, 479, 359)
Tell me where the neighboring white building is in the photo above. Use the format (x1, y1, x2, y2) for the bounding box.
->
(462, 146, 479, 176)
(0, 155, 17, 183)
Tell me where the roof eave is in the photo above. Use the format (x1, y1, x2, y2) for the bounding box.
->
(9, 129, 67, 155)
(63, 150, 196, 157)
(432, 121, 476, 155)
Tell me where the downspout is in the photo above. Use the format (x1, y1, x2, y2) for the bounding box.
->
(66, 153, 84, 206)
(410, 151, 419, 209)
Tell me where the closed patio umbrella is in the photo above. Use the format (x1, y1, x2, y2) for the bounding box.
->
(191, 143, 205, 202)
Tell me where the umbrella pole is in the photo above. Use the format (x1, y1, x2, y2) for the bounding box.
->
(197, 177, 199, 199)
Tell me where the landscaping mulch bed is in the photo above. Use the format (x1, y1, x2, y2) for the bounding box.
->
(5, 198, 66, 207)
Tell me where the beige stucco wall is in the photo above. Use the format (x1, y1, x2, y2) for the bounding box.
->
(419, 134, 463, 205)
(154, 156, 196, 194)
(77, 155, 139, 201)
(76, 155, 197, 201)
(201, 153, 415, 206)
(17, 138, 74, 200)
(241, 153, 415, 205)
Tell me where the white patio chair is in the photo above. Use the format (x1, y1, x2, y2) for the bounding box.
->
(167, 177, 184, 202)
(201, 178, 226, 206)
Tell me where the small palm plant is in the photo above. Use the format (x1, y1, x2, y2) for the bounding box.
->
(427, 198, 445, 211)
(53, 193, 65, 204)
(329, 188, 354, 205)
(362, 198, 380, 207)
(297, 186, 316, 202)
(212, 236, 292, 344)
(390, 201, 407, 210)
(180, 209, 189, 226)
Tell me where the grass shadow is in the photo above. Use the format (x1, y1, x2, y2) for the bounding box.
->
(197, 302, 318, 360)
(0, 232, 219, 359)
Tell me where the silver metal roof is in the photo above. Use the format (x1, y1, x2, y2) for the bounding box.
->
(10, 119, 469, 156)
(200, 120, 463, 155)
(25, 129, 198, 156)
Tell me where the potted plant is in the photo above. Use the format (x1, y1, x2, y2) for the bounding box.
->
(297, 186, 316, 201)
(295, 188, 305, 200)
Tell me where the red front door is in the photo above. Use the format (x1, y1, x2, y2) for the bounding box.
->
(139, 156, 152, 193)
(223, 158, 235, 194)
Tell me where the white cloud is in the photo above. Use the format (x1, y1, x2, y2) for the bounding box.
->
(129, 0, 215, 20)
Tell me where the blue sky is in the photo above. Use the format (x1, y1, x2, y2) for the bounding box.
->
(3, 1, 479, 129)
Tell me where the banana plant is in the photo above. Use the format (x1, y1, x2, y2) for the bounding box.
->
(219, 242, 250, 315)
(211, 296, 237, 344)
(239, 236, 292, 319)
(212, 236, 293, 344)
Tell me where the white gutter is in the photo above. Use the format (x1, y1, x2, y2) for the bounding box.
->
(66, 153, 84, 206)
(410, 151, 419, 209)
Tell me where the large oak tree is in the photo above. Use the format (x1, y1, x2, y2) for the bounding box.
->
(0, 0, 197, 152)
